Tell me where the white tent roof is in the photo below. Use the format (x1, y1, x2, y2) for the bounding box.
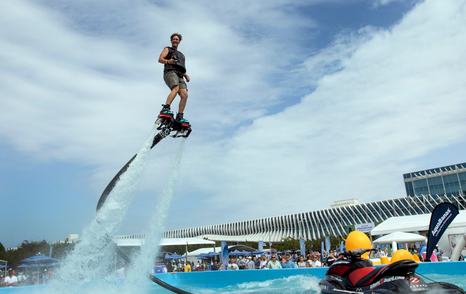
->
(159, 237, 215, 246)
(373, 232, 426, 244)
(114, 236, 215, 247)
(185, 246, 221, 257)
(371, 210, 466, 236)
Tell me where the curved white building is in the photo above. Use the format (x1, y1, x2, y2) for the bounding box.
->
(163, 195, 466, 242)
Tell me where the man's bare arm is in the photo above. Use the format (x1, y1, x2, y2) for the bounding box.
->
(158, 47, 174, 64)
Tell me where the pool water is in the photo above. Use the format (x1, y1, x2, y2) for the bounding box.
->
(1, 262, 464, 293)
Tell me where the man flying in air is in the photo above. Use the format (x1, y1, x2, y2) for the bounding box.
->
(158, 33, 190, 123)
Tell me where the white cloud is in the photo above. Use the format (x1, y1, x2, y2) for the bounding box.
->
(164, 0, 466, 226)
(1, 0, 465, 235)
(0, 0, 325, 234)
(0, 0, 322, 165)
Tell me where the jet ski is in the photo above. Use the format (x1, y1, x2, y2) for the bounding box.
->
(319, 252, 464, 294)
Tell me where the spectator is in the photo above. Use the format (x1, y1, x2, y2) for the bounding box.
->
(309, 254, 322, 267)
(326, 251, 336, 266)
(237, 256, 247, 269)
(194, 261, 203, 271)
(281, 254, 298, 269)
(380, 248, 388, 257)
(211, 261, 220, 270)
(297, 255, 307, 268)
(247, 257, 256, 269)
(267, 255, 282, 269)
(259, 255, 268, 269)
(184, 262, 192, 272)
(227, 258, 239, 270)
(4, 270, 18, 286)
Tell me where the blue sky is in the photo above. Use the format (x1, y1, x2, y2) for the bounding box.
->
(1, 0, 466, 248)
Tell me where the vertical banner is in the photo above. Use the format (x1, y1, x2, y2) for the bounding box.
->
(299, 239, 306, 257)
(258, 241, 264, 251)
(320, 240, 325, 260)
(221, 241, 229, 268)
(426, 202, 459, 261)
(325, 236, 331, 253)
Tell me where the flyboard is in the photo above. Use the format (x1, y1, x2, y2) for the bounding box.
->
(96, 113, 191, 211)
(149, 275, 192, 294)
(95, 113, 192, 294)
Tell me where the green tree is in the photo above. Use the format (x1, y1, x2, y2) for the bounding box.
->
(4, 240, 50, 267)
(0, 242, 6, 260)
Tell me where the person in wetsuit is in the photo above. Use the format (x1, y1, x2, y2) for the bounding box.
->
(158, 33, 191, 123)
(345, 230, 373, 269)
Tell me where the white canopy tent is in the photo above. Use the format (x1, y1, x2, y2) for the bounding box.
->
(371, 210, 466, 236)
(373, 231, 426, 253)
(373, 232, 427, 244)
(159, 238, 215, 246)
(371, 210, 466, 254)
(185, 246, 221, 257)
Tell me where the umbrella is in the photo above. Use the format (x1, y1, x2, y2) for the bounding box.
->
(18, 263, 59, 269)
(197, 252, 219, 259)
(164, 253, 184, 260)
(251, 250, 265, 255)
(229, 250, 249, 256)
(196, 253, 210, 259)
(19, 254, 59, 269)
(207, 252, 219, 257)
(20, 255, 59, 266)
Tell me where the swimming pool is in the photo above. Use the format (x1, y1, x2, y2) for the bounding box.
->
(1, 262, 464, 293)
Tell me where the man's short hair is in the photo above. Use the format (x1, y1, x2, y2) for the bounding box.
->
(171, 33, 182, 41)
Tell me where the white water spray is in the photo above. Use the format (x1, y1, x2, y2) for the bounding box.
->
(123, 139, 185, 292)
(46, 128, 158, 294)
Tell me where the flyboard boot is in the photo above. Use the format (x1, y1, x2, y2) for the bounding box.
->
(155, 104, 174, 129)
(172, 112, 191, 137)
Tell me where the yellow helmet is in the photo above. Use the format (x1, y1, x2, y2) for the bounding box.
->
(390, 249, 414, 263)
(345, 231, 372, 259)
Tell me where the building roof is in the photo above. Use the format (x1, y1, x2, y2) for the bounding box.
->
(202, 232, 288, 242)
(371, 210, 466, 236)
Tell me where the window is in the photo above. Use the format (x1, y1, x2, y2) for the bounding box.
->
(405, 181, 415, 196)
(428, 176, 444, 196)
(413, 179, 429, 195)
(459, 172, 466, 194)
(443, 174, 460, 196)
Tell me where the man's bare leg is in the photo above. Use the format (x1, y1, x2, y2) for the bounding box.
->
(178, 88, 188, 114)
(164, 86, 180, 106)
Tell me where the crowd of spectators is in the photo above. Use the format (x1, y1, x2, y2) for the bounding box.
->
(164, 250, 348, 272)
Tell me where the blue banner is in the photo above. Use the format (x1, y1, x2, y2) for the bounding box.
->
(221, 241, 229, 268)
(299, 239, 306, 256)
(258, 241, 264, 251)
(426, 202, 459, 261)
(325, 236, 331, 253)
